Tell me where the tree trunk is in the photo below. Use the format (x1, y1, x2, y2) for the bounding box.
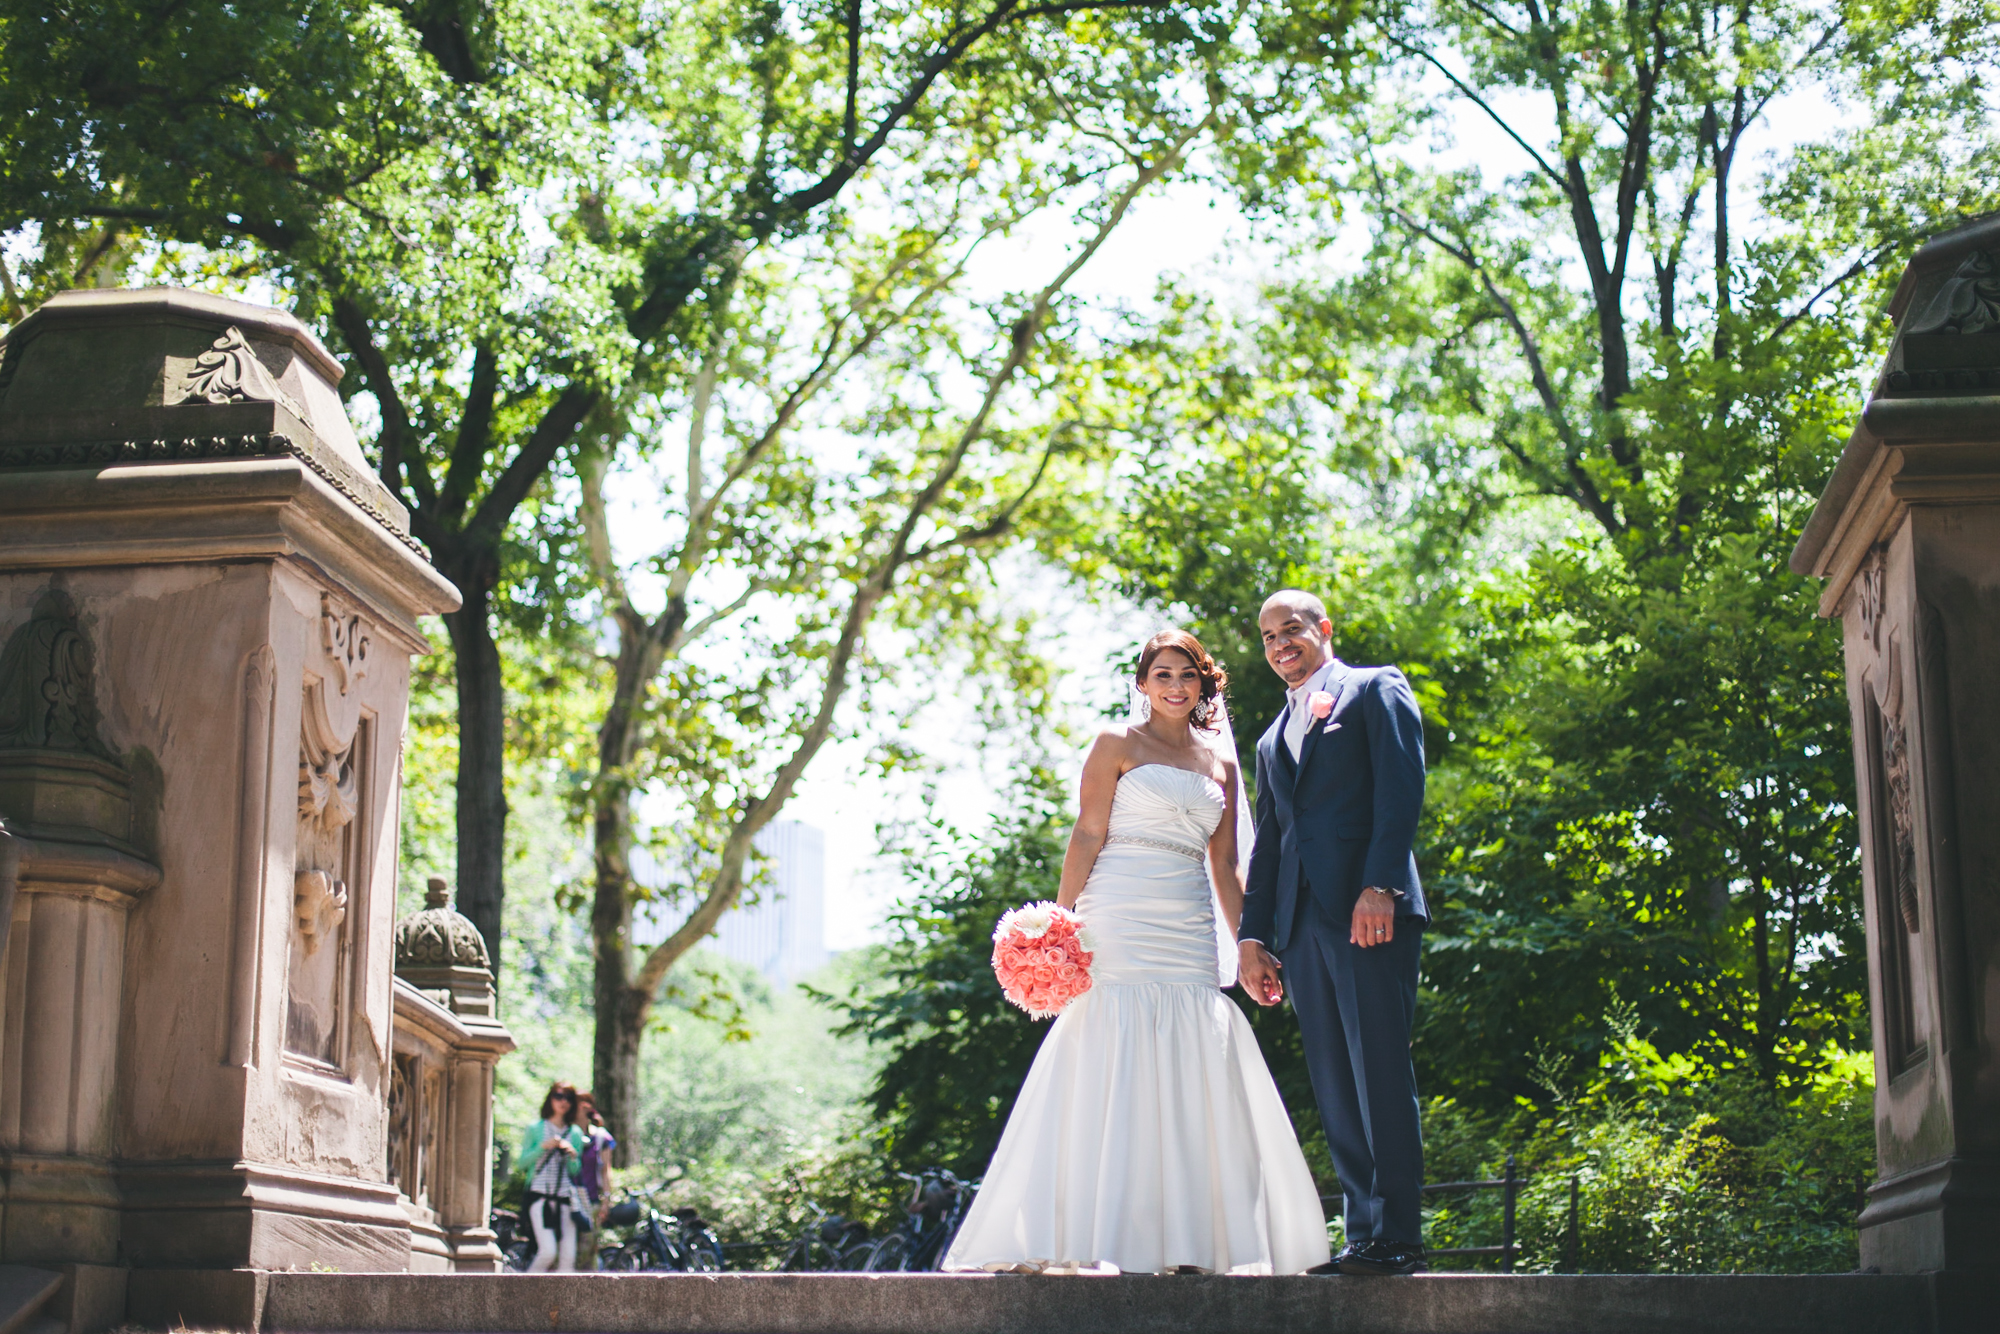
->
(438, 549, 509, 977)
(594, 973, 647, 1166)
(589, 615, 664, 1165)
(591, 770, 645, 1162)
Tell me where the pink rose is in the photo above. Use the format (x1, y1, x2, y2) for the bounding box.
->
(1056, 963, 1079, 984)
(1308, 690, 1334, 719)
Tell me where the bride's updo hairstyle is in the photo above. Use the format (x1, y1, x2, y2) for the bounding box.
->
(1134, 630, 1229, 732)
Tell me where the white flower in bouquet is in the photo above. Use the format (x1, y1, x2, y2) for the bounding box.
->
(1006, 904, 1055, 939)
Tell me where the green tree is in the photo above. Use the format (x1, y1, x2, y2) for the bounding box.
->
(0, 0, 1190, 966)
(1090, 0, 2000, 1098)
(829, 774, 1070, 1176)
(574, 78, 1221, 1146)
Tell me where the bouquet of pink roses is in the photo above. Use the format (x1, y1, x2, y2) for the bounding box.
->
(991, 901, 1095, 1019)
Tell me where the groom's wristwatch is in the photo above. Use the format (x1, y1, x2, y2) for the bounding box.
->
(1363, 885, 1403, 900)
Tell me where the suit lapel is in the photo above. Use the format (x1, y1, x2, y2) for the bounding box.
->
(1259, 707, 1295, 789)
(1292, 659, 1350, 788)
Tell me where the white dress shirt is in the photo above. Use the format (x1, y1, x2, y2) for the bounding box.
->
(1282, 657, 1340, 763)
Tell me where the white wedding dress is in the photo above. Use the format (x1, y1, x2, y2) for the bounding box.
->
(942, 763, 1329, 1275)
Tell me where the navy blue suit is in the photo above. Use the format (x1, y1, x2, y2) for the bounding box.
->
(1242, 659, 1428, 1246)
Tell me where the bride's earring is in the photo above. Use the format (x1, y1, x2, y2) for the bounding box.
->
(1132, 685, 1151, 723)
(1191, 698, 1211, 726)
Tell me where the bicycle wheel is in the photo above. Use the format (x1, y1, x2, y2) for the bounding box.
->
(863, 1232, 913, 1272)
(598, 1244, 645, 1272)
(685, 1244, 721, 1272)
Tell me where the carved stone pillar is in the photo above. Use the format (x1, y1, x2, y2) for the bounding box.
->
(390, 878, 514, 1272)
(0, 288, 460, 1321)
(1792, 217, 2000, 1273)
(0, 592, 162, 1267)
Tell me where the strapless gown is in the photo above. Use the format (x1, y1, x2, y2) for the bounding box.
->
(942, 764, 1329, 1275)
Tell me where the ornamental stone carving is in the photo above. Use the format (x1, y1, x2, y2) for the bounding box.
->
(1905, 249, 2000, 336)
(294, 867, 350, 958)
(0, 590, 114, 758)
(1880, 656, 1921, 937)
(167, 325, 310, 420)
(320, 592, 372, 695)
(1854, 545, 1887, 653)
(395, 877, 491, 971)
(393, 876, 496, 1021)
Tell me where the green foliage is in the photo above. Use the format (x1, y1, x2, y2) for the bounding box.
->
(824, 772, 1072, 1178)
(1418, 1022, 1873, 1274)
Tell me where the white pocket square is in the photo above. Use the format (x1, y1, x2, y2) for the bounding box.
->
(1322, 721, 1341, 733)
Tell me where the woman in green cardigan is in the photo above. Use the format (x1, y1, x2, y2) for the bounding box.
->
(522, 1081, 586, 1271)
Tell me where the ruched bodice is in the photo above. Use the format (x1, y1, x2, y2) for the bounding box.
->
(1104, 763, 1225, 853)
(1082, 765, 1227, 987)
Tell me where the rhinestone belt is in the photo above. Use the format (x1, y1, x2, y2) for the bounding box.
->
(1105, 834, 1205, 861)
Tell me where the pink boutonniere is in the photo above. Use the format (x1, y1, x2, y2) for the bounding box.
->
(1307, 690, 1334, 720)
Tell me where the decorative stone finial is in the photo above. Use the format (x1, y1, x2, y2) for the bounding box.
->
(393, 873, 496, 1019)
(394, 879, 489, 971)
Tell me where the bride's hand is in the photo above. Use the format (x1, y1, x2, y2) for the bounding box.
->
(1238, 941, 1283, 1006)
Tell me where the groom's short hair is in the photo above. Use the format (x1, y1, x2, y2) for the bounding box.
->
(1263, 589, 1328, 626)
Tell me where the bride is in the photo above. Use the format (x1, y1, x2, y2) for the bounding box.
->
(943, 630, 1329, 1275)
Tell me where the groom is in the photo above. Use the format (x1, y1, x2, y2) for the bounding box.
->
(1238, 589, 1429, 1277)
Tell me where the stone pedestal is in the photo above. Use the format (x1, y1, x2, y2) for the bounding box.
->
(1792, 217, 2000, 1273)
(0, 288, 460, 1311)
(389, 879, 515, 1272)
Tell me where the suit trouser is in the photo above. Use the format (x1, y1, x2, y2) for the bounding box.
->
(1280, 905, 1424, 1244)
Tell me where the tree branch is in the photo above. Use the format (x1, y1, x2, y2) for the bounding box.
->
(630, 100, 1207, 1007)
(578, 445, 635, 619)
(329, 296, 431, 512)
(439, 342, 501, 523)
(1385, 33, 1567, 190)
(842, 0, 862, 156)
(1768, 244, 1893, 342)
(1380, 200, 1622, 535)
(466, 383, 596, 546)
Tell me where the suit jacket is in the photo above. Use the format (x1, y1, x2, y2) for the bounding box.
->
(1241, 659, 1428, 953)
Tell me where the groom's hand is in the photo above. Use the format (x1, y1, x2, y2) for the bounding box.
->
(1238, 941, 1284, 1006)
(1351, 887, 1396, 948)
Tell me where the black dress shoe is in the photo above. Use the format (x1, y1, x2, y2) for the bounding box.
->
(1334, 1239, 1428, 1275)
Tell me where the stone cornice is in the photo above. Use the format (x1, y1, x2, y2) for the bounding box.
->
(0, 458, 460, 637)
(0, 419, 422, 557)
(391, 977, 516, 1059)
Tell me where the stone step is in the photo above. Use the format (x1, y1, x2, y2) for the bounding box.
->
(165, 1270, 1993, 1334)
(0, 1267, 62, 1334)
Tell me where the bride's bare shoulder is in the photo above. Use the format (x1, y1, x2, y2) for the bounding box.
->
(1089, 724, 1139, 758)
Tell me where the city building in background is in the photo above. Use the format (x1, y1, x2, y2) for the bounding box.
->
(710, 820, 830, 982)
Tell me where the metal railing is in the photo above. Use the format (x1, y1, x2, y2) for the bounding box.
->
(1324, 1154, 1585, 1273)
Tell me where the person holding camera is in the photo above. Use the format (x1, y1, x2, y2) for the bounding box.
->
(521, 1081, 587, 1272)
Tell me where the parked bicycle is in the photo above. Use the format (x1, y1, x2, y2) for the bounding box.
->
(860, 1169, 979, 1272)
(491, 1206, 533, 1272)
(777, 1200, 872, 1271)
(595, 1185, 725, 1272)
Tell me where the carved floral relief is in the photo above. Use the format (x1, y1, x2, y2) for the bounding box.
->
(1855, 545, 1887, 653)
(286, 593, 378, 1067)
(0, 590, 115, 757)
(166, 325, 310, 421)
(1879, 654, 1921, 936)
